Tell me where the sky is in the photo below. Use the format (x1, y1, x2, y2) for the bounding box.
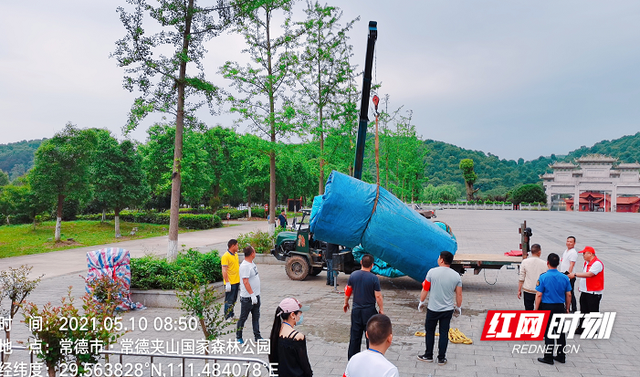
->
(1, 0, 639, 161)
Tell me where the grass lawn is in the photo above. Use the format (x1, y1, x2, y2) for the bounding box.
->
(0, 220, 195, 258)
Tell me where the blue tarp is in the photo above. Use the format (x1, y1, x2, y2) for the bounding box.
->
(310, 171, 458, 282)
(352, 245, 406, 278)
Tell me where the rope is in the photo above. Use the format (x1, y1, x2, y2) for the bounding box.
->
(371, 112, 381, 215)
(483, 268, 499, 285)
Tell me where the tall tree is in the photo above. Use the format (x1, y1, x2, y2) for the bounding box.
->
(221, 0, 302, 232)
(113, 0, 234, 260)
(296, 1, 357, 194)
(459, 158, 479, 201)
(0, 170, 9, 186)
(30, 124, 95, 241)
(92, 132, 149, 238)
(203, 126, 243, 205)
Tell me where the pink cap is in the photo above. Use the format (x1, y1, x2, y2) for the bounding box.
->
(279, 297, 304, 314)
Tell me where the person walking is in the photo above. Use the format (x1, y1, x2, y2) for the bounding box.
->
(343, 254, 384, 359)
(417, 251, 462, 366)
(236, 245, 262, 344)
(343, 314, 399, 377)
(535, 253, 572, 365)
(559, 236, 578, 312)
(268, 297, 312, 377)
(568, 246, 604, 334)
(518, 244, 548, 310)
(221, 239, 240, 319)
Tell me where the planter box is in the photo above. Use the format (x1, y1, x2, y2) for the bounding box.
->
(131, 282, 224, 309)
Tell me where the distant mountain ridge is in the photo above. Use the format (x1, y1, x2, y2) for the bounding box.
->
(423, 132, 640, 192)
(0, 139, 45, 180)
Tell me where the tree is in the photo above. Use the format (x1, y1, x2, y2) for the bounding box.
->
(139, 124, 215, 208)
(203, 126, 243, 205)
(459, 158, 479, 201)
(113, 0, 235, 260)
(92, 131, 149, 238)
(423, 184, 461, 202)
(509, 184, 547, 205)
(221, 0, 302, 232)
(0, 170, 9, 186)
(296, 1, 357, 194)
(30, 124, 95, 241)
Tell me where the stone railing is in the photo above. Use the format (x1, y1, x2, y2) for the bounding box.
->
(424, 203, 549, 211)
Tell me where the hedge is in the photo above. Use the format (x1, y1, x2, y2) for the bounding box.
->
(130, 249, 222, 290)
(76, 210, 222, 229)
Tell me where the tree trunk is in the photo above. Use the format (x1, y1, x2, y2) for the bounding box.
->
(102, 208, 106, 223)
(47, 362, 56, 377)
(266, 9, 276, 235)
(168, 0, 194, 261)
(247, 188, 252, 218)
(2, 330, 9, 362)
(318, 77, 325, 195)
(55, 194, 64, 242)
(465, 181, 475, 201)
(114, 207, 121, 238)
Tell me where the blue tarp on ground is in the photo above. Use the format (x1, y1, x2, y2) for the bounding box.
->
(310, 171, 458, 282)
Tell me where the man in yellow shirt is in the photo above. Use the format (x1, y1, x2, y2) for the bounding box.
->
(221, 239, 240, 319)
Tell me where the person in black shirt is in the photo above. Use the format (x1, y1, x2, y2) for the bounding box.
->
(278, 210, 288, 229)
(268, 297, 312, 377)
(343, 254, 384, 359)
(325, 243, 339, 286)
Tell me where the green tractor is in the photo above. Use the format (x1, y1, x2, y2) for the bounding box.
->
(271, 209, 359, 280)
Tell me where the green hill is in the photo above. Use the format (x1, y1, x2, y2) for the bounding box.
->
(423, 132, 640, 195)
(0, 139, 45, 180)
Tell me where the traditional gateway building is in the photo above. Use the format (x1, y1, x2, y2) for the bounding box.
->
(541, 154, 640, 212)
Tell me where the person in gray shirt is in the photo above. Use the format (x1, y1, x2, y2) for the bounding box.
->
(416, 251, 462, 366)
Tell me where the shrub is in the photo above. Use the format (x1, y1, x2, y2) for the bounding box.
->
(130, 249, 222, 290)
(249, 207, 267, 218)
(76, 210, 221, 230)
(237, 229, 282, 254)
(214, 208, 247, 220)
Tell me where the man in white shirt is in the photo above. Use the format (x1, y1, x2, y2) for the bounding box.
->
(568, 246, 604, 335)
(236, 245, 262, 344)
(517, 244, 548, 310)
(343, 314, 399, 377)
(558, 236, 578, 312)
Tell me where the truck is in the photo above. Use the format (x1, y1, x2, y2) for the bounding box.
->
(271, 209, 529, 281)
(271, 209, 360, 280)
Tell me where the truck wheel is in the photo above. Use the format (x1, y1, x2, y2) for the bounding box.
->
(309, 267, 323, 276)
(285, 256, 310, 281)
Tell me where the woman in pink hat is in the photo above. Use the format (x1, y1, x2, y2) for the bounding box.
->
(268, 297, 313, 377)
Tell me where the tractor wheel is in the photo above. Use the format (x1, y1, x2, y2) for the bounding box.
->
(309, 267, 323, 276)
(285, 256, 310, 281)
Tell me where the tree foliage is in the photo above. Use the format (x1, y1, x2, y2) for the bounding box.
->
(509, 184, 547, 205)
(30, 124, 96, 241)
(220, 0, 302, 228)
(113, 0, 235, 259)
(296, 1, 357, 194)
(92, 131, 149, 237)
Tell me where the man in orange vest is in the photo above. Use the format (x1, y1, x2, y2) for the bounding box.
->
(568, 246, 604, 334)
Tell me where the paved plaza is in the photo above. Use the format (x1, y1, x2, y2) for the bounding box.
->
(2, 210, 639, 376)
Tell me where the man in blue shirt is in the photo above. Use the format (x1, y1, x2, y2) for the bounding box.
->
(534, 253, 572, 365)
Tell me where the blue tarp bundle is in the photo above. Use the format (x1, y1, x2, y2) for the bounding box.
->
(310, 171, 458, 282)
(352, 245, 406, 278)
